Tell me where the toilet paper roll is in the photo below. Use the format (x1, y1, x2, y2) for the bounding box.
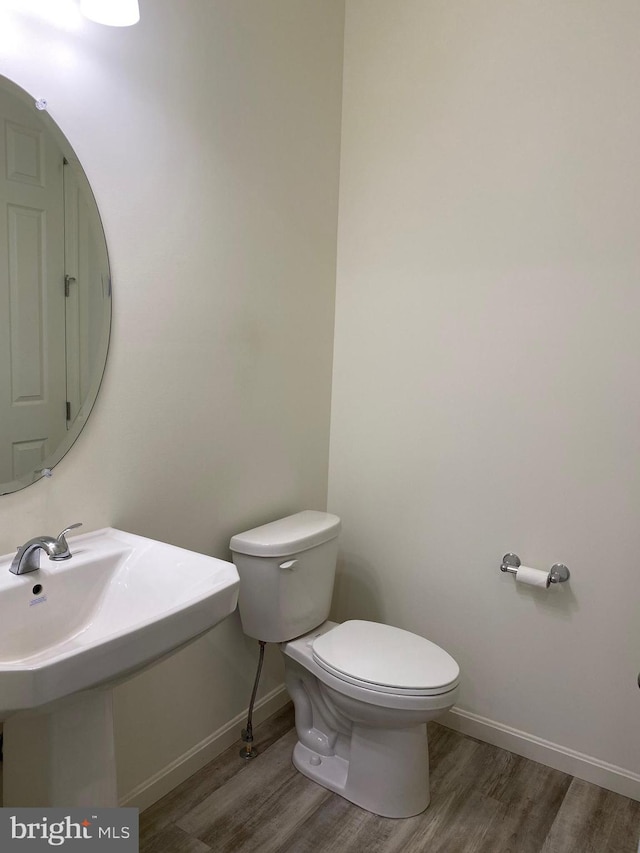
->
(515, 565, 550, 589)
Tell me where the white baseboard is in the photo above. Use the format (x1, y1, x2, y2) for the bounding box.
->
(119, 684, 290, 812)
(440, 707, 640, 802)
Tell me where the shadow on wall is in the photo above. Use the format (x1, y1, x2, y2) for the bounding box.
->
(504, 573, 580, 620)
(330, 553, 385, 625)
(332, 551, 580, 628)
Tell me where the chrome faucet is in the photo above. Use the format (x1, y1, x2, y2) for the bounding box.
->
(10, 523, 83, 575)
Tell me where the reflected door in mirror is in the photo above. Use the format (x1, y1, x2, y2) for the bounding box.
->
(0, 88, 66, 484)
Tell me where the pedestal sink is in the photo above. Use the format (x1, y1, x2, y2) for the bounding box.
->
(0, 527, 239, 807)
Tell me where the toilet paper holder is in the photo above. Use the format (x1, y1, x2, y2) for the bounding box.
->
(500, 553, 570, 584)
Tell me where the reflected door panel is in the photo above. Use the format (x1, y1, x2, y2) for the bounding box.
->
(0, 89, 66, 486)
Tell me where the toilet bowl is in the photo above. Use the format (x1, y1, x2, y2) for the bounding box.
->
(229, 510, 460, 818)
(282, 619, 459, 818)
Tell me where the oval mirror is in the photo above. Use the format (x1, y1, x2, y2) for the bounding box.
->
(0, 76, 111, 495)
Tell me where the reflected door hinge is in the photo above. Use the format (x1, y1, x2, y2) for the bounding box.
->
(64, 275, 76, 297)
(66, 401, 71, 421)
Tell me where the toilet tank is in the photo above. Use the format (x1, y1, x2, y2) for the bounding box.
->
(229, 511, 341, 643)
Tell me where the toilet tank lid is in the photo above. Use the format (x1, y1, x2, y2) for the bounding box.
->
(229, 510, 341, 557)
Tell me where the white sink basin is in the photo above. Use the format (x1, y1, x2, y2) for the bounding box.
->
(0, 527, 239, 807)
(0, 527, 239, 714)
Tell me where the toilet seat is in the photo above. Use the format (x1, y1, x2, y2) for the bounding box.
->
(312, 620, 459, 697)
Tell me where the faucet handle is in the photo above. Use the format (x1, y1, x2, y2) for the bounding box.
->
(57, 523, 82, 542)
(51, 523, 83, 559)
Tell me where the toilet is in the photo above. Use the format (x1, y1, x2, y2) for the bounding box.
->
(229, 510, 459, 818)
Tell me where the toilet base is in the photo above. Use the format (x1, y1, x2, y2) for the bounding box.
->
(293, 741, 349, 794)
(292, 722, 430, 819)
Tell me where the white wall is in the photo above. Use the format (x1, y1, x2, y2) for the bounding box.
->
(0, 0, 344, 801)
(330, 0, 640, 790)
(4, 0, 639, 808)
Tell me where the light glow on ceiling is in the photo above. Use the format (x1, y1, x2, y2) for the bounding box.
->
(80, 0, 140, 27)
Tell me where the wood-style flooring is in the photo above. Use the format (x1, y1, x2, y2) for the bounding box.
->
(140, 704, 640, 853)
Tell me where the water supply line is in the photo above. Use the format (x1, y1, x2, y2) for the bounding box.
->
(240, 640, 266, 760)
